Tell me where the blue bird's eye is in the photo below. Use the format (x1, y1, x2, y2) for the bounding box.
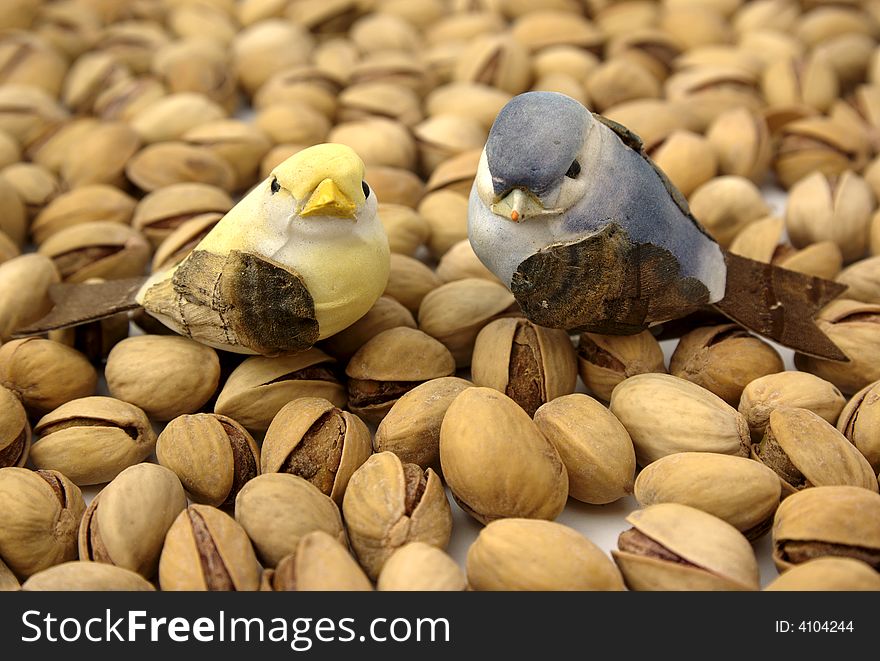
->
(362, 180, 371, 198)
(565, 160, 581, 179)
(270, 177, 280, 194)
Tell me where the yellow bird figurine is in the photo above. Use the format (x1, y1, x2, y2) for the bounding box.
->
(20, 144, 391, 356)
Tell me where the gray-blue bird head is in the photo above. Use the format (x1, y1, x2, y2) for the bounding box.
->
(476, 91, 591, 222)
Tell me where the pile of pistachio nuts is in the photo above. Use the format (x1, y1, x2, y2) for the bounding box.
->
(1, 0, 880, 592)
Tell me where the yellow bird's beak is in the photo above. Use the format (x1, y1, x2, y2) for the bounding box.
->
(300, 178, 357, 219)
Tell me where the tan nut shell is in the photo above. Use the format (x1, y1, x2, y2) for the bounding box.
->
(346, 327, 455, 382)
(534, 394, 636, 505)
(764, 557, 880, 591)
(435, 239, 501, 284)
(0, 253, 59, 342)
(576, 331, 666, 401)
(22, 561, 156, 591)
(838, 380, 880, 470)
(688, 175, 770, 247)
(613, 503, 760, 591)
(377, 542, 465, 592)
(38, 221, 150, 283)
(467, 519, 625, 592)
(384, 253, 442, 314)
(440, 387, 569, 524)
(0, 557, 18, 591)
(282, 530, 372, 592)
(836, 256, 880, 305)
(32, 185, 136, 245)
(321, 296, 416, 362)
(342, 452, 452, 579)
(0, 385, 29, 468)
(609, 374, 750, 465)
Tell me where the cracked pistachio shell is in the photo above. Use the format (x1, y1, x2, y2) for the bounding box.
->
(706, 108, 772, 183)
(130, 93, 226, 144)
(414, 114, 487, 177)
(377, 204, 429, 257)
(322, 295, 416, 362)
(133, 182, 233, 248)
(728, 215, 784, 263)
(1, 162, 60, 219)
(214, 349, 345, 432)
(337, 82, 422, 128)
(32, 185, 136, 245)
(610, 374, 750, 465)
(311, 38, 358, 84)
(365, 165, 424, 209)
(23, 561, 154, 591)
(812, 32, 875, 90)
(664, 66, 762, 130)
(328, 118, 416, 170)
(0, 386, 29, 468)
(0, 253, 59, 341)
(836, 256, 880, 304)
(38, 221, 150, 283)
(93, 22, 170, 74)
(467, 519, 624, 592)
(92, 76, 167, 122)
(151, 213, 223, 272)
(36, 4, 100, 61)
(345, 327, 455, 424)
(425, 83, 513, 132)
(233, 20, 313, 95)
(647, 130, 717, 198)
(0, 338, 97, 416)
(235, 473, 346, 568)
(471, 317, 577, 417)
(374, 376, 473, 472)
(762, 54, 839, 113)
(417, 190, 469, 259)
(604, 29, 679, 81)
(838, 380, 880, 471)
(534, 394, 635, 505)
(436, 239, 501, 284)
(774, 117, 868, 190)
(635, 452, 781, 539)
(777, 242, 845, 283)
(576, 331, 666, 402)
(106, 335, 220, 421)
(182, 121, 270, 191)
(440, 387, 568, 524)
(418, 278, 519, 368)
(533, 72, 588, 102)
(688, 175, 770, 247)
(32, 396, 156, 486)
(613, 503, 760, 591)
(604, 99, 702, 151)
(670, 324, 784, 406)
(786, 170, 875, 263)
(772, 486, 880, 572)
(0, 85, 68, 150)
(794, 299, 880, 394)
(156, 413, 259, 508)
(343, 452, 452, 580)
(152, 40, 237, 112)
(585, 58, 661, 113)
(733, 0, 799, 34)
(78, 464, 186, 578)
(349, 52, 432, 95)
(28, 118, 99, 174)
(0, 468, 84, 578)
(125, 141, 236, 193)
(378, 542, 465, 591)
(454, 35, 532, 96)
(271, 531, 372, 592)
(738, 371, 846, 440)
(254, 65, 342, 118)
(261, 397, 371, 505)
(754, 407, 878, 496)
(764, 557, 880, 591)
(61, 121, 141, 189)
(384, 253, 442, 313)
(0, 31, 68, 98)
(159, 505, 261, 591)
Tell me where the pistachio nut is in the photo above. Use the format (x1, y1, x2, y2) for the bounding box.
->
(0, 386, 29, 469)
(182, 120, 272, 192)
(424, 149, 481, 199)
(22, 561, 155, 592)
(764, 557, 880, 591)
(418, 278, 519, 368)
(440, 387, 568, 524)
(613, 503, 760, 591)
(130, 92, 226, 145)
(345, 327, 456, 425)
(794, 299, 880, 394)
(674, 45, 764, 78)
(0, 175, 26, 247)
(738, 371, 846, 440)
(169, 2, 238, 45)
(838, 380, 880, 471)
(753, 407, 877, 496)
(159, 505, 261, 591)
(424, 11, 505, 47)
(27, 118, 99, 174)
(92, 76, 167, 122)
(604, 29, 679, 81)
(813, 33, 875, 90)
(471, 317, 577, 417)
(585, 58, 661, 113)
(0, 31, 68, 98)
(454, 34, 532, 96)
(576, 331, 666, 402)
(603, 98, 702, 152)
(105, 335, 221, 421)
(435, 239, 501, 284)
(610, 373, 750, 465)
(1, 162, 60, 220)
(364, 165, 425, 209)
(61, 120, 141, 188)
(93, 21, 170, 74)
(762, 54, 839, 113)
(156, 413, 259, 508)
(342, 451, 452, 580)
(125, 141, 236, 193)
(31, 396, 155, 486)
(327, 117, 416, 170)
(670, 324, 785, 406)
(660, 6, 733, 51)
(349, 51, 431, 94)
(778, 242, 845, 281)
(132, 183, 233, 248)
(0, 338, 97, 416)
(688, 175, 770, 247)
(418, 190, 470, 259)
(214, 349, 345, 432)
(0, 557, 18, 591)
(270, 531, 372, 592)
(337, 82, 422, 128)
(647, 130, 717, 198)
(664, 66, 762, 131)
(534, 393, 636, 504)
(286, 0, 361, 35)
(835, 256, 880, 304)
(232, 19, 313, 95)
(321, 296, 416, 363)
(151, 213, 223, 272)
(0, 130, 19, 169)
(0, 230, 18, 265)
(254, 65, 342, 118)
(635, 452, 781, 540)
(414, 114, 487, 177)
(872, 210, 880, 256)
(152, 40, 237, 113)
(234, 472, 346, 568)
(79, 463, 186, 578)
(733, 0, 800, 34)
(311, 37, 359, 84)
(705, 108, 772, 183)
(0, 84, 68, 150)
(0, 253, 59, 341)
(32, 185, 136, 246)
(61, 52, 131, 115)
(772, 485, 880, 572)
(467, 519, 625, 592)
(774, 117, 868, 190)
(384, 253, 442, 314)
(38, 221, 150, 283)
(425, 83, 513, 132)
(261, 397, 371, 504)
(510, 9, 603, 53)
(376, 542, 464, 592)
(376, 204, 429, 257)
(727, 215, 784, 263)
(254, 101, 331, 147)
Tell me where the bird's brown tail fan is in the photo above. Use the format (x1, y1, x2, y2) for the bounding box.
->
(13, 277, 146, 337)
(712, 251, 848, 361)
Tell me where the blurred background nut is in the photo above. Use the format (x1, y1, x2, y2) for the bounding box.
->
(169, 2, 237, 45)
(364, 166, 424, 209)
(687, 175, 770, 247)
(440, 387, 568, 524)
(762, 54, 839, 113)
(772, 486, 880, 572)
(38, 221, 151, 283)
(0, 338, 97, 416)
(773, 117, 868, 190)
(838, 380, 880, 471)
(92, 76, 167, 122)
(32, 185, 137, 246)
(0, 174, 27, 248)
(0, 130, 19, 169)
(0, 468, 84, 579)
(425, 84, 512, 133)
(343, 451, 452, 580)
(321, 296, 416, 363)
(417, 190, 469, 259)
(435, 239, 501, 284)
(21, 561, 155, 592)
(27, 118, 99, 174)
(159, 505, 261, 592)
(0, 556, 16, 591)
(613, 503, 760, 591)
(705, 108, 772, 183)
(0, 31, 67, 98)
(454, 34, 532, 96)
(586, 58, 661, 112)
(534, 394, 636, 505)
(233, 20, 314, 95)
(261, 397, 371, 505)
(125, 141, 236, 193)
(182, 120, 272, 192)
(0, 162, 60, 220)
(151, 40, 237, 112)
(254, 65, 342, 118)
(345, 327, 455, 425)
(0, 231, 18, 265)
(214, 349, 345, 432)
(78, 463, 186, 578)
(349, 52, 431, 94)
(467, 519, 625, 592)
(0, 386, 29, 469)
(471, 317, 577, 417)
(269, 531, 371, 592)
(413, 114, 487, 176)
(647, 130, 717, 198)
(664, 67, 762, 131)
(105, 335, 220, 421)
(156, 413, 259, 508)
(0, 85, 68, 150)
(835, 256, 880, 305)
(133, 183, 233, 249)
(577, 331, 666, 402)
(337, 82, 422, 128)
(129, 92, 227, 144)
(0, 253, 59, 341)
(426, 150, 481, 198)
(254, 102, 331, 147)
(31, 396, 156, 486)
(151, 213, 224, 273)
(93, 21, 170, 74)
(375, 204, 429, 257)
(234, 473, 346, 568)
(764, 557, 880, 591)
(328, 118, 416, 171)
(377, 542, 465, 592)
(384, 254, 441, 314)
(60, 120, 141, 188)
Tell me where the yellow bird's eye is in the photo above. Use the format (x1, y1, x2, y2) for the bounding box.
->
(362, 180, 371, 198)
(271, 177, 280, 194)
